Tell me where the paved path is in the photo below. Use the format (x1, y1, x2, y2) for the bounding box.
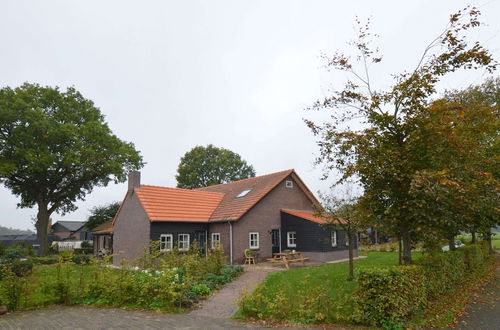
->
(189, 265, 278, 318)
(0, 305, 262, 329)
(450, 254, 500, 330)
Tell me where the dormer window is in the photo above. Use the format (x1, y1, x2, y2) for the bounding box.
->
(285, 180, 293, 188)
(236, 188, 252, 198)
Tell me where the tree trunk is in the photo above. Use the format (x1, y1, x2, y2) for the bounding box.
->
(348, 233, 354, 281)
(401, 229, 412, 265)
(471, 231, 476, 244)
(398, 237, 402, 265)
(448, 235, 456, 251)
(35, 200, 50, 256)
(484, 230, 494, 254)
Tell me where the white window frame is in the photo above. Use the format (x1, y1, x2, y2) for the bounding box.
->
(332, 230, 337, 247)
(160, 234, 173, 252)
(178, 234, 190, 251)
(211, 233, 221, 249)
(249, 232, 259, 250)
(287, 231, 296, 248)
(285, 180, 293, 188)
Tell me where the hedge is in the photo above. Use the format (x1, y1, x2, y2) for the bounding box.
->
(354, 242, 491, 328)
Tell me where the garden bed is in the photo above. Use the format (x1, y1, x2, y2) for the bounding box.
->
(0, 246, 243, 313)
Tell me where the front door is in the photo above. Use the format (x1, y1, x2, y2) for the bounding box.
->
(271, 229, 280, 254)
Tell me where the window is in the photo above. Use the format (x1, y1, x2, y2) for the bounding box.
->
(287, 231, 296, 248)
(211, 233, 221, 249)
(332, 230, 337, 247)
(236, 188, 252, 198)
(285, 180, 293, 188)
(178, 234, 190, 251)
(160, 234, 173, 251)
(249, 232, 259, 249)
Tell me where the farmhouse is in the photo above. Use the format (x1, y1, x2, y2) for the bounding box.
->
(112, 170, 357, 264)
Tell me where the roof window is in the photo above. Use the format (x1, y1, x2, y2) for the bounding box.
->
(236, 188, 252, 198)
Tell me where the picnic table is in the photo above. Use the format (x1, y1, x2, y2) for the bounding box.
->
(266, 251, 309, 269)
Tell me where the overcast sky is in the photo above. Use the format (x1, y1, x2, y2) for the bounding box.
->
(1, 0, 499, 230)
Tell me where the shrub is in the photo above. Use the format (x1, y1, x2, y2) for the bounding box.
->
(32, 256, 59, 265)
(71, 254, 92, 265)
(74, 247, 93, 255)
(59, 250, 73, 262)
(354, 243, 493, 328)
(9, 259, 34, 277)
(80, 241, 92, 249)
(190, 284, 211, 296)
(0, 265, 25, 310)
(354, 266, 426, 327)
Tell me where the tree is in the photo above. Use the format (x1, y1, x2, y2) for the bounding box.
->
(176, 144, 255, 189)
(409, 79, 499, 252)
(305, 8, 497, 263)
(318, 183, 365, 280)
(0, 83, 143, 255)
(85, 201, 121, 230)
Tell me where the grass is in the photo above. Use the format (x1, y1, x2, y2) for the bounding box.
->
(19, 263, 108, 309)
(457, 233, 500, 250)
(235, 251, 422, 324)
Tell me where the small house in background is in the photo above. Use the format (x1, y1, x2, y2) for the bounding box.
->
(51, 221, 92, 241)
(112, 170, 357, 265)
(91, 219, 114, 257)
(0, 234, 61, 248)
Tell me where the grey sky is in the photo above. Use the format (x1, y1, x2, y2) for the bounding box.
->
(1, 0, 499, 230)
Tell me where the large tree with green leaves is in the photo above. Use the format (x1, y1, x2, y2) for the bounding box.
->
(85, 201, 121, 230)
(305, 7, 497, 263)
(409, 79, 499, 251)
(176, 144, 255, 189)
(0, 83, 143, 254)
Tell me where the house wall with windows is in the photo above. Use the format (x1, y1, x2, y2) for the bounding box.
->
(150, 222, 209, 251)
(232, 175, 314, 263)
(281, 212, 358, 261)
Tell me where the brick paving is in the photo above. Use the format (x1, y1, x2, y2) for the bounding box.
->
(189, 264, 278, 318)
(0, 305, 261, 329)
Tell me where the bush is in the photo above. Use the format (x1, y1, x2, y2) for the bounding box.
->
(190, 283, 211, 296)
(71, 254, 92, 265)
(354, 266, 426, 327)
(32, 256, 59, 265)
(354, 243, 492, 328)
(81, 241, 92, 249)
(74, 247, 93, 255)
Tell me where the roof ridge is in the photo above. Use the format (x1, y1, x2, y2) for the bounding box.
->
(139, 184, 225, 195)
(197, 169, 294, 190)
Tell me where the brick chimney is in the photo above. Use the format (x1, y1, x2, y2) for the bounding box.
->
(128, 171, 141, 192)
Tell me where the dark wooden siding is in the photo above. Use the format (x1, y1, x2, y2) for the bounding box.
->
(280, 213, 356, 252)
(150, 222, 209, 246)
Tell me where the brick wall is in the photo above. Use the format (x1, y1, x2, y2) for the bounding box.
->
(232, 175, 314, 263)
(112, 192, 150, 265)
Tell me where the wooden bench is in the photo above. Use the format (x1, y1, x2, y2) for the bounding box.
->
(266, 254, 310, 269)
(282, 257, 310, 269)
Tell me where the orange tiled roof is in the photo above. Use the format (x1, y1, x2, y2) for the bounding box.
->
(135, 185, 224, 221)
(196, 169, 294, 220)
(281, 209, 347, 225)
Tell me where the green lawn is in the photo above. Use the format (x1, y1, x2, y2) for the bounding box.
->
(22, 264, 105, 309)
(457, 233, 500, 250)
(236, 251, 422, 324)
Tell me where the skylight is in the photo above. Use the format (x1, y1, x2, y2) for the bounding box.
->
(236, 188, 252, 198)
